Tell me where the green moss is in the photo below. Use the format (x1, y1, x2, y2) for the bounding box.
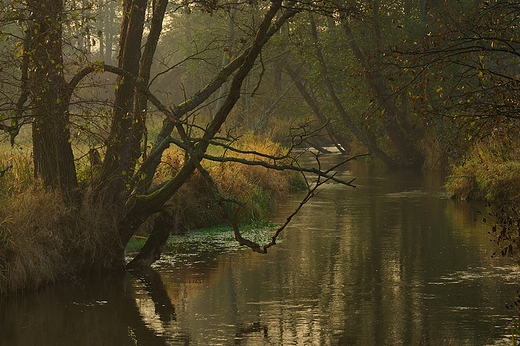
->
(125, 235, 148, 255)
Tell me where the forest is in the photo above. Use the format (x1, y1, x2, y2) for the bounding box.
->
(1, 0, 520, 296)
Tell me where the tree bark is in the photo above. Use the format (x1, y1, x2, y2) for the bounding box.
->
(98, 0, 147, 205)
(126, 211, 173, 271)
(308, 14, 396, 167)
(29, 0, 79, 203)
(214, 4, 238, 118)
(130, 0, 169, 192)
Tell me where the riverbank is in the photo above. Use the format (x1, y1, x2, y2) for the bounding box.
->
(445, 129, 520, 203)
(0, 135, 302, 295)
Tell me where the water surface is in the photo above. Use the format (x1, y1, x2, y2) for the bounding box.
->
(1, 158, 519, 345)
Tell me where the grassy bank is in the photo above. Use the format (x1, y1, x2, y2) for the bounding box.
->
(0, 134, 302, 295)
(445, 130, 520, 203)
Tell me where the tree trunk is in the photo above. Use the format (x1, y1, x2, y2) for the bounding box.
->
(98, 0, 147, 205)
(130, 0, 168, 193)
(285, 62, 349, 153)
(308, 14, 396, 167)
(126, 212, 173, 270)
(214, 5, 238, 118)
(29, 0, 79, 203)
(341, 19, 424, 167)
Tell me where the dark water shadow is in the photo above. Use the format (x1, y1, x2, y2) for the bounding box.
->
(0, 270, 183, 346)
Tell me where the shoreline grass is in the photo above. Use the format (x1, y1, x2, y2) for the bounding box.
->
(445, 130, 520, 202)
(0, 134, 299, 295)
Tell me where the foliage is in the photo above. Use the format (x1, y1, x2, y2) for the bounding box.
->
(485, 204, 520, 265)
(396, 0, 520, 164)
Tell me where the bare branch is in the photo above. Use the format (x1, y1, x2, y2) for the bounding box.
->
(202, 152, 364, 186)
(221, 153, 355, 254)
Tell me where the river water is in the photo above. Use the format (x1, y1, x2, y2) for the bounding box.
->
(1, 157, 520, 345)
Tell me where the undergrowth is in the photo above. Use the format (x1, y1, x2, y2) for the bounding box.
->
(445, 129, 520, 202)
(0, 133, 302, 294)
(155, 133, 304, 230)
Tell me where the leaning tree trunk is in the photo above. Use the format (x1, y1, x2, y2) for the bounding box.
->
(97, 0, 147, 206)
(29, 0, 79, 203)
(285, 62, 349, 154)
(308, 14, 396, 167)
(130, 0, 168, 193)
(341, 20, 424, 168)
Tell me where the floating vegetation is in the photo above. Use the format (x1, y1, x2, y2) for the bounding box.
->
(167, 221, 280, 254)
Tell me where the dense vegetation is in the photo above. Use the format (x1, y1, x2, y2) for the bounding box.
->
(1, 0, 520, 294)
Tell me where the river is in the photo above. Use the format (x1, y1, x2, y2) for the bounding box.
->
(1, 157, 519, 345)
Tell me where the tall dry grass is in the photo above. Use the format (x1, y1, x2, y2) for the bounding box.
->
(445, 129, 520, 202)
(0, 146, 33, 196)
(156, 133, 303, 229)
(0, 183, 122, 294)
(0, 186, 69, 293)
(0, 145, 121, 295)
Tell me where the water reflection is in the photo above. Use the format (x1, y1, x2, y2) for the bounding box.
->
(0, 271, 180, 346)
(1, 160, 520, 345)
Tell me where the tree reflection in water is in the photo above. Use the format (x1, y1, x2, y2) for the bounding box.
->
(0, 270, 185, 345)
(1, 159, 519, 345)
